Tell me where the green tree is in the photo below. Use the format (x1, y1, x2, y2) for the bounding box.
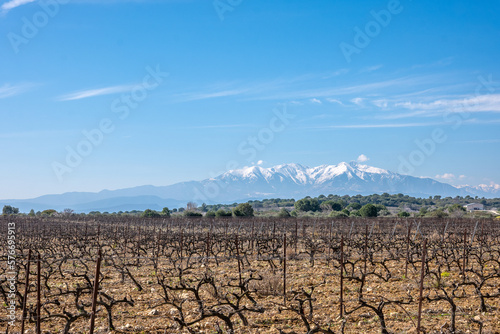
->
(347, 203, 362, 210)
(142, 209, 160, 218)
(294, 197, 320, 212)
(28, 209, 35, 217)
(233, 203, 254, 217)
(398, 211, 411, 218)
(205, 211, 216, 217)
(2, 205, 19, 215)
(359, 204, 378, 217)
(161, 207, 171, 217)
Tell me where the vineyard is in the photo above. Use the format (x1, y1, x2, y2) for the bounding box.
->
(1, 216, 499, 334)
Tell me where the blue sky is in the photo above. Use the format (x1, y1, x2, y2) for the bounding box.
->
(1, 0, 499, 199)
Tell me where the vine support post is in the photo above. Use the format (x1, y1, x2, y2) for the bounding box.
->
(36, 253, 41, 334)
(21, 249, 32, 334)
(235, 234, 242, 290)
(294, 220, 298, 255)
(283, 233, 287, 305)
(462, 229, 467, 279)
(417, 238, 427, 334)
(89, 249, 102, 334)
(339, 235, 344, 319)
(405, 222, 412, 278)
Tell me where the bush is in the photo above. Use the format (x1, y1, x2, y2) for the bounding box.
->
(277, 208, 291, 218)
(142, 209, 160, 218)
(215, 209, 232, 217)
(184, 211, 203, 217)
(428, 209, 448, 218)
(398, 211, 411, 217)
(233, 203, 254, 217)
(359, 204, 378, 217)
(329, 211, 349, 218)
(290, 210, 298, 217)
(41, 209, 57, 216)
(205, 211, 216, 217)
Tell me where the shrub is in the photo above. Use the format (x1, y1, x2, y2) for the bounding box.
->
(277, 208, 291, 218)
(184, 211, 203, 217)
(329, 211, 348, 218)
(41, 209, 57, 216)
(398, 211, 411, 217)
(205, 211, 216, 217)
(233, 203, 254, 217)
(359, 204, 378, 217)
(142, 209, 160, 218)
(215, 209, 232, 217)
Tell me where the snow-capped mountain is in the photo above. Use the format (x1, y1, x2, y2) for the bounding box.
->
(199, 162, 466, 201)
(2, 162, 497, 213)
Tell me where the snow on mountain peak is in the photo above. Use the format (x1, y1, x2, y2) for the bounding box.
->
(221, 162, 393, 185)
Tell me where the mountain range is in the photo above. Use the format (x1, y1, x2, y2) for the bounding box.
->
(3, 162, 498, 213)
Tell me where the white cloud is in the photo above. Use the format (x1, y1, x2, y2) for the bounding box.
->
(257, 160, 264, 165)
(357, 154, 369, 163)
(1, 0, 35, 14)
(310, 98, 322, 104)
(459, 175, 466, 180)
(58, 85, 136, 101)
(435, 173, 456, 180)
(351, 97, 364, 106)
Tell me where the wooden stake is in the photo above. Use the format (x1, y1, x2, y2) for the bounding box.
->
(417, 239, 427, 334)
(21, 249, 32, 334)
(89, 249, 102, 334)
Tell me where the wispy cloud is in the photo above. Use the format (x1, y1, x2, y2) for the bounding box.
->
(0, 83, 34, 98)
(395, 94, 500, 113)
(175, 89, 249, 102)
(1, 0, 35, 14)
(309, 122, 444, 129)
(57, 85, 136, 101)
(326, 98, 343, 105)
(310, 98, 322, 104)
(359, 65, 383, 73)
